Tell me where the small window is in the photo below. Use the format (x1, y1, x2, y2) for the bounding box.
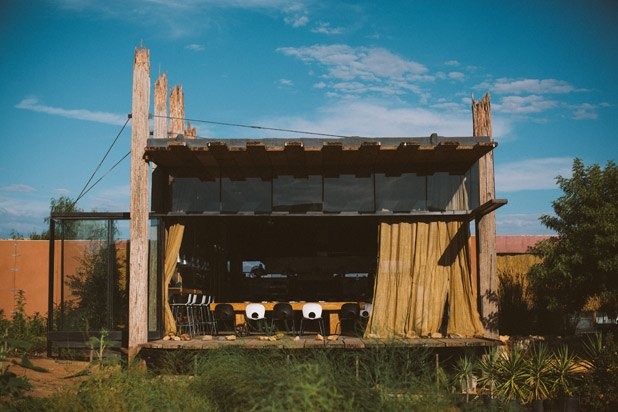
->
(172, 178, 220, 212)
(273, 175, 322, 213)
(375, 173, 426, 212)
(324, 174, 374, 213)
(221, 177, 271, 213)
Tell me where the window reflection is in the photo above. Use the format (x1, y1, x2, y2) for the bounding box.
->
(324, 174, 373, 212)
(221, 177, 271, 213)
(427, 173, 468, 211)
(273, 175, 322, 212)
(172, 178, 219, 212)
(375, 173, 426, 212)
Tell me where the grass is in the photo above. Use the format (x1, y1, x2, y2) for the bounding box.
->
(4, 338, 617, 411)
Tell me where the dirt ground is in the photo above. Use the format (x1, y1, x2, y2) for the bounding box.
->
(6, 356, 91, 398)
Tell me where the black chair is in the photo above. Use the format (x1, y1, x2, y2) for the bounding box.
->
(270, 302, 295, 334)
(214, 303, 235, 335)
(335, 302, 360, 336)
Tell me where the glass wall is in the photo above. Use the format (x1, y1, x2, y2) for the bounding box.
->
(273, 175, 322, 212)
(221, 177, 271, 213)
(172, 168, 479, 214)
(375, 173, 426, 212)
(49, 216, 160, 336)
(324, 174, 373, 212)
(171, 177, 219, 213)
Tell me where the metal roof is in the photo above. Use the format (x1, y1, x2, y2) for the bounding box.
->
(144, 135, 496, 179)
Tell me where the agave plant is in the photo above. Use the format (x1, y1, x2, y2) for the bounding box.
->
(550, 345, 579, 399)
(524, 343, 553, 403)
(476, 347, 501, 400)
(454, 353, 477, 402)
(495, 345, 529, 403)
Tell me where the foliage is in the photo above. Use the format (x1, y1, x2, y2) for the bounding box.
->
(62, 226, 128, 332)
(494, 346, 528, 402)
(579, 333, 618, 410)
(28, 196, 82, 240)
(454, 353, 477, 402)
(529, 159, 618, 333)
(549, 345, 580, 398)
(498, 272, 535, 335)
(523, 343, 553, 401)
(477, 347, 501, 399)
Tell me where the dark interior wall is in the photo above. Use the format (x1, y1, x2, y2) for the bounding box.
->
(175, 216, 377, 302)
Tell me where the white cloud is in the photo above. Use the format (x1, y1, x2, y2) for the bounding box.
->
(494, 95, 558, 114)
(185, 43, 205, 51)
(262, 100, 475, 138)
(485, 78, 581, 95)
(496, 213, 554, 235)
(277, 44, 430, 98)
(496, 157, 573, 192)
(56, 0, 311, 37)
(277, 78, 294, 87)
(313, 81, 326, 89)
(311, 22, 343, 35)
(0, 184, 36, 193)
(448, 71, 465, 80)
(15, 97, 127, 126)
(572, 103, 598, 120)
(444, 60, 460, 67)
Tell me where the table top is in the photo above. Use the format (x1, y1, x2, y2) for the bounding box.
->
(211, 301, 366, 311)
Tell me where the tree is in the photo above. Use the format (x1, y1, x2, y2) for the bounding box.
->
(29, 196, 81, 239)
(529, 158, 618, 333)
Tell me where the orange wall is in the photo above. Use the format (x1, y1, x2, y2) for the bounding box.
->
(0, 240, 89, 317)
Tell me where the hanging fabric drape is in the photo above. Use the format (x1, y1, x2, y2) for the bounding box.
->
(365, 221, 484, 339)
(163, 223, 185, 335)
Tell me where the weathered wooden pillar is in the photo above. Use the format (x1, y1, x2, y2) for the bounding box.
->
(472, 92, 498, 337)
(169, 85, 184, 137)
(129, 47, 151, 357)
(153, 73, 168, 139)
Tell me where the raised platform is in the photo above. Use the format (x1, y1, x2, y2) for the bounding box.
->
(140, 335, 500, 350)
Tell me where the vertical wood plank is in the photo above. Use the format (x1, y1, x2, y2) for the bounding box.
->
(153, 72, 168, 139)
(169, 85, 184, 137)
(129, 47, 151, 356)
(472, 93, 498, 337)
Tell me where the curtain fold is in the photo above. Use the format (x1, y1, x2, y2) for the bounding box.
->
(365, 221, 484, 339)
(163, 223, 185, 335)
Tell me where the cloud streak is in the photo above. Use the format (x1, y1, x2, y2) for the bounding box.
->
(496, 157, 573, 192)
(15, 97, 127, 126)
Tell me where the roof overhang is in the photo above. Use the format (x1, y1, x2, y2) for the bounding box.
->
(144, 135, 497, 178)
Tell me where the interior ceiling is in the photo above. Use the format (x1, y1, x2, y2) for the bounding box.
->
(144, 136, 496, 179)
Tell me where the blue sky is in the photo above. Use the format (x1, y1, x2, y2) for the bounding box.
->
(1, 0, 616, 237)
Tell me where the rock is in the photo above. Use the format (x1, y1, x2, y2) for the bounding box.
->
(201, 335, 213, 341)
(327, 335, 339, 341)
(316, 334, 324, 341)
(162, 335, 171, 341)
(225, 335, 237, 341)
(180, 334, 191, 341)
(172, 335, 181, 341)
(293, 336, 300, 341)
(268, 336, 278, 341)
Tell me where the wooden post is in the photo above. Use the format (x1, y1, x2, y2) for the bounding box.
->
(129, 47, 151, 358)
(154, 73, 168, 139)
(169, 85, 184, 137)
(472, 92, 498, 337)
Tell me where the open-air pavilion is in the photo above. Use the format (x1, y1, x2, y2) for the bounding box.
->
(47, 49, 506, 357)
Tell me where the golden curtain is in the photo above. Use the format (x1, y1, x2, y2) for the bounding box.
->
(163, 223, 185, 335)
(365, 221, 484, 339)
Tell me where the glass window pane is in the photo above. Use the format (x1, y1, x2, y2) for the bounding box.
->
(324, 174, 374, 212)
(273, 175, 322, 213)
(222, 177, 271, 213)
(427, 173, 468, 211)
(375, 173, 426, 212)
(172, 178, 220, 213)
